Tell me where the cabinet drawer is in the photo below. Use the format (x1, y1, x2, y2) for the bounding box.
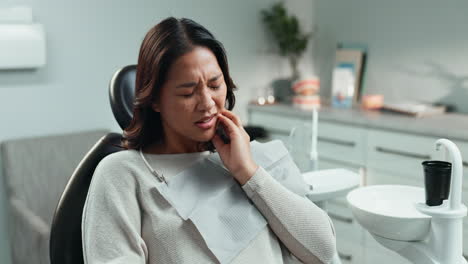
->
(335, 239, 364, 264)
(367, 168, 422, 187)
(319, 157, 363, 173)
(328, 202, 364, 244)
(307, 153, 366, 256)
(318, 122, 367, 166)
(330, 208, 365, 264)
(249, 111, 302, 134)
(367, 130, 437, 181)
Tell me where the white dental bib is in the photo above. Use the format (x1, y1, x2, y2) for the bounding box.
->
(140, 140, 309, 263)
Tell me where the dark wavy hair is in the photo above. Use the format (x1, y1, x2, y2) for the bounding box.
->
(122, 17, 237, 151)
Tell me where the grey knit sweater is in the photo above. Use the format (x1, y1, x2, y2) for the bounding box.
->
(82, 149, 336, 264)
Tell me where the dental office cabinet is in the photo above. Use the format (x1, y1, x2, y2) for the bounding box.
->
(248, 103, 468, 264)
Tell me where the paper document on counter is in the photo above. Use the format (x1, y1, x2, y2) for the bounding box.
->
(382, 101, 446, 117)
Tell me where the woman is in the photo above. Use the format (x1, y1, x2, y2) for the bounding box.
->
(82, 17, 336, 264)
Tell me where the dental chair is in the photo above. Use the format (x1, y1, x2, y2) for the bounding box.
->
(48, 65, 134, 264)
(49, 65, 267, 264)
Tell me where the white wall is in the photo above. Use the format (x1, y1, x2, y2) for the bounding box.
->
(0, 0, 314, 262)
(313, 0, 468, 112)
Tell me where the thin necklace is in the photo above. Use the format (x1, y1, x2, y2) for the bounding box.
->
(139, 149, 168, 184)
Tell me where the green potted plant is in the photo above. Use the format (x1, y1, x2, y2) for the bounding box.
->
(261, 2, 313, 102)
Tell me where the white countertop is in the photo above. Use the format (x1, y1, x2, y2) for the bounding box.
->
(248, 103, 468, 141)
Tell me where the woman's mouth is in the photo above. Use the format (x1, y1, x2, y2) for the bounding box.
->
(195, 115, 216, 129)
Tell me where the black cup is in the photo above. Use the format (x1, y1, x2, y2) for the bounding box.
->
(422, 160, 452, 206)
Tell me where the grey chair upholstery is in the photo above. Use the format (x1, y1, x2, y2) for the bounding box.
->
(0, 130, 108, 264)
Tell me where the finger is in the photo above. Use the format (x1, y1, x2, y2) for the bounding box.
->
(222, 110, 242, 127)
(217, 114, 240, 135)
(220, 110, 243, 127)
(221, 110, 249, 135)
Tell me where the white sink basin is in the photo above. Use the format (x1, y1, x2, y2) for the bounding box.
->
(347, 185, 432, 241)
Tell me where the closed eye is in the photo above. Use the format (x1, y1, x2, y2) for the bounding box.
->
(208, 74, 223, 89)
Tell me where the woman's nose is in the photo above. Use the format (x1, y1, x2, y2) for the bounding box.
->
(196, 87, 216, 111)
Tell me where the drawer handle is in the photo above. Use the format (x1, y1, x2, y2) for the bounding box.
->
(318, 136, 356, 147)
(375, 146, 430, 160)
(328, 212, 353, 224)
(338, 252, 353, 261)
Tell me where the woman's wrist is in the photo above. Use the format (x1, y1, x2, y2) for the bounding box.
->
(234, 162, 259, 185)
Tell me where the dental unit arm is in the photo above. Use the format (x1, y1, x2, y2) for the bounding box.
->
(379, 139, 468, 264)
(435, 139, 463, 211)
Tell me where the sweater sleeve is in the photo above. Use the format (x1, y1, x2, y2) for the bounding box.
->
(82, 159, 147, 264)
(242, 166, 336, 264)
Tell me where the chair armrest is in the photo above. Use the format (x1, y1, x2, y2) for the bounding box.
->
(9, 196, 50, 264)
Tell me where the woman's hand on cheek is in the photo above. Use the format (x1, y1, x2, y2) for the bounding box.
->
(211, 110, 259, 185)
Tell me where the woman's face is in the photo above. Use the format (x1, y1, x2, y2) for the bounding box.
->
(153, 46, 227, 151)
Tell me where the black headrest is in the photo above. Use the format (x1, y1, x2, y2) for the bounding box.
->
(109, 65, 137, 130)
